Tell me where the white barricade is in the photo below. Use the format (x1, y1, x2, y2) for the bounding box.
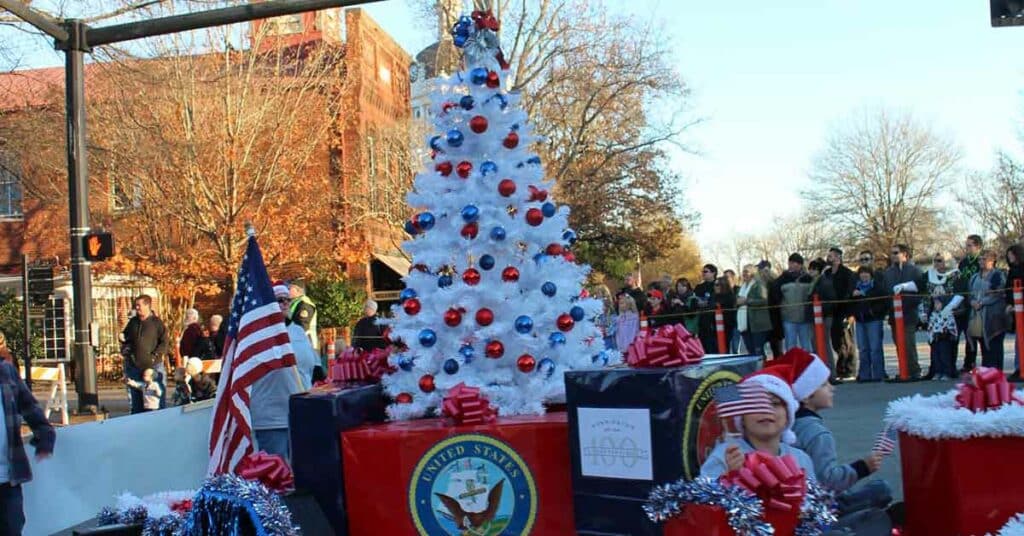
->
(19, 362, 69, 426)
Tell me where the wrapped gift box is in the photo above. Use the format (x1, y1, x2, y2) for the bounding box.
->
(565, 355, 761, 535)
(900, 432, 1024, 536)
(289, 383, 387, 535)
(341, 413, 574, 535)
(662, 504, 799, 536)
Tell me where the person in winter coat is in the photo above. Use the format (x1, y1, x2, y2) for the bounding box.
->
(616, 274, 647, 314)
(184, 357, 218, 402)
(122, 294, 169, 413)
(645, 289, 670, 329)
(695, 264, 719, 353)
(614, 294, 640, 351)
(969, 250, 1007, 370)
(955, 235, 983, 373)
(352, 300, 387, 351)
(178, 308, 202, 363)
(737, 265, 772, 356)
(884, 244, 925, 381)
(851, 267, 890, 382)
(921, 252, 960, 380)
(808, 258, 838, 377)
(667, 278, 700, 335)
(1007, 245, 1024, 380)
(759, 260, 784, 357)
(713, 277, 737, 352)
(773, 253, 814, 352)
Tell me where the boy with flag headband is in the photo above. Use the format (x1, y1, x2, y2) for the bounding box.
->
(780, 348, 897, 531)
(700, 365, 816, 479)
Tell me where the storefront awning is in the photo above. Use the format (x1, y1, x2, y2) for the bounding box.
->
(372, 253, 411, 277)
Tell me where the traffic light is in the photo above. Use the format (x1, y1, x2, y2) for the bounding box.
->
(82, 231, 114, 261)
(992, 0, 1024, 26)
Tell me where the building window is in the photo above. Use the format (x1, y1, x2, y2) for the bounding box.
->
(112, 176, 142, 212)
(43, 297, 68, 361)
(265, 14, 303, 35)
(0, 160, 23, 219)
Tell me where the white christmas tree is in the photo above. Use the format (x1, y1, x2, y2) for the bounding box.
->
(383, 11, 617, 420)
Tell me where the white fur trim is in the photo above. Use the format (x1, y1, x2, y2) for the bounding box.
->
(792, 356, 831, 401)
(273, 284, 289, 298)
(744, 374, 798, 444)
(885, 389, 1024, 440)
(995, 513, 1024, 536)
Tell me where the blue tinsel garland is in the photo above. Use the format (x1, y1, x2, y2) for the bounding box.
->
(179, 474, 299, 536)
(645, 477, 838, 536)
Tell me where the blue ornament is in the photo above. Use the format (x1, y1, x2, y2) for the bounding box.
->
(490, 226, 507, 241)
(460, 95, 475, 110)
(457, 15, 473, 28)
(398, 356, 414, 371)
(418, 211, 435, 230)
(497, 95, 509, 109)
(541, 202, 556, 218)
(459, 344, 475, 361)
(460, 205, 479, 222)
(418, 329, 437, 347)
(549, 332, 566, 347)
(438, 274, 453, 288)
(570, 306, 586, 321)
(443, 359, 460, 375)
(446, 129, 464, 147)
(404, 220, 418, 236)
(453, 34, 468, 47)
(527, 156, 542, 165)
(429, 136, 444, 152)
(515, 315, 534, 334)
(538, 358, 556, 378)
(479, 254, 495, 270)
(533, 253, 545, 264)
(470, 67, 488, 85)
(480, 161, 498, 176)
(399, 288, 417, 302)
(541, 281, 557, 297)
(562, 229, 577, 244)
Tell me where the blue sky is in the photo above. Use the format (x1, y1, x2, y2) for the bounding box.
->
(6, 1, 1023, 252)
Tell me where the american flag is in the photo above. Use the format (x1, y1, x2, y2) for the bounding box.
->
(208, 234, 296, 475)
(713, 382, 775, 418)
(873, 426, 897, 456)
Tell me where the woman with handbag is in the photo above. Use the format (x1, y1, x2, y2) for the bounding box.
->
(969, 250, 1007, 370)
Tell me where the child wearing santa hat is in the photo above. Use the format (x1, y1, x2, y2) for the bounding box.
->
(699, 365, 816, 479)
(781, 348, 897, 531)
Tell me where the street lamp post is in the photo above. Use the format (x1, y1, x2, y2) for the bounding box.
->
(0, 0, 382, 413)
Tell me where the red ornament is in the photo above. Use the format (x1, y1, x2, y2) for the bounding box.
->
(436, 161, 453, 176)
(526, 208, 544, 226)
(462, 268, 481, 286)
(517, 354, 536, 373)
(501, 266, 520, 282)
(563, 251, 576, 263)
(403, 298, 422, 315)
(486, 71, 500, 88)
(557, 313, 575, 332)
(396, 393, 413, 404)
(444, 308, 462, 327)
(469, 115, 489, 134)
(503, 131, 519, 149)
(456, 161, 473, 178)
(419, 374, 436, 393)
(442, 101, 456, 113)
(461, 222, 479, 239)
(485, 340, 504, 358)
(429, 150, 437, 160)
(498, 179, 517, 197)
(545, 243, 563, 256)
(475, 308, 494, 326)
(412, 264, 429, 273)
(528, 185, 548, 202)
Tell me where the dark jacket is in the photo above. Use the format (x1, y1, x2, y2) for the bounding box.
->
(667, 290, 699, 334)
(353, 315, 387, 351)
(1007, 263, 1024, 304)
(810, 273, 839, 318)
(824, 264, 855, 317)
(288, 297, 317, 331)
(693, 281, 716, 340)
(179, 323, 202, 358)
(190, 372, 217, 401)
(852, 279, 889, 323)
(716, 291, 737, 331)
(194, 335, 218, 360)
(122, 314, 169, 370)
(956, 255, 981, 318)
(214, 322, 227, 357)
(616, 286, 647, 314)
(1, 361, 55, 485)
(884, 262, 925, 318)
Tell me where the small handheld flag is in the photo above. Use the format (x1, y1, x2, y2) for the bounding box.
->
(714, 382, 775, 419)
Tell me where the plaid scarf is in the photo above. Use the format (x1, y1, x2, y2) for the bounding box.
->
(0, 362, 55, 484)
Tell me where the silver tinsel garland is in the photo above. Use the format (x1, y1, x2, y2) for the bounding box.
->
(179, 474, 299, 536)
(645, 477, 838, 536)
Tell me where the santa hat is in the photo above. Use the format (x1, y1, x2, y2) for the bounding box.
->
(737, 365, 799, 444)
(773, 348, 831, 401)
(272, 280, 289, 299)
(647, 289, 664, 300)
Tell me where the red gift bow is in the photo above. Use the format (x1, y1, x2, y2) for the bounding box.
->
(236, 451, 295, 493)
(442, 382, 498, 426)
(170, 498, 192, 515)
(724, 452, 807, 513)
(331, 347, 393, 383)
(954, 366, 1024, 412)
(626, 324, 704, 368)
(471, 10, 500, 31)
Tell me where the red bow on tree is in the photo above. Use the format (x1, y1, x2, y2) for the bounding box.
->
(471, 10, 500, 31)
(442, 382, 498, 426)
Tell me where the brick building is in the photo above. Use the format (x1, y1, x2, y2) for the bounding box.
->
(0, 8, 412, 358)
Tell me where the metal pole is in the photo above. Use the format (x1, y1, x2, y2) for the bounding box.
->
(62, 20, 98, 413)
(21, 254, 31, 389)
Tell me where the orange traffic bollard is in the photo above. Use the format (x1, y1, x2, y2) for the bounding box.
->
(1014, 280, 1023, 365)
(812, 294, 829, 361)
(715, 304, 727, 354)
(640, 311, 649, 337)
(892, 294, 909, 381)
